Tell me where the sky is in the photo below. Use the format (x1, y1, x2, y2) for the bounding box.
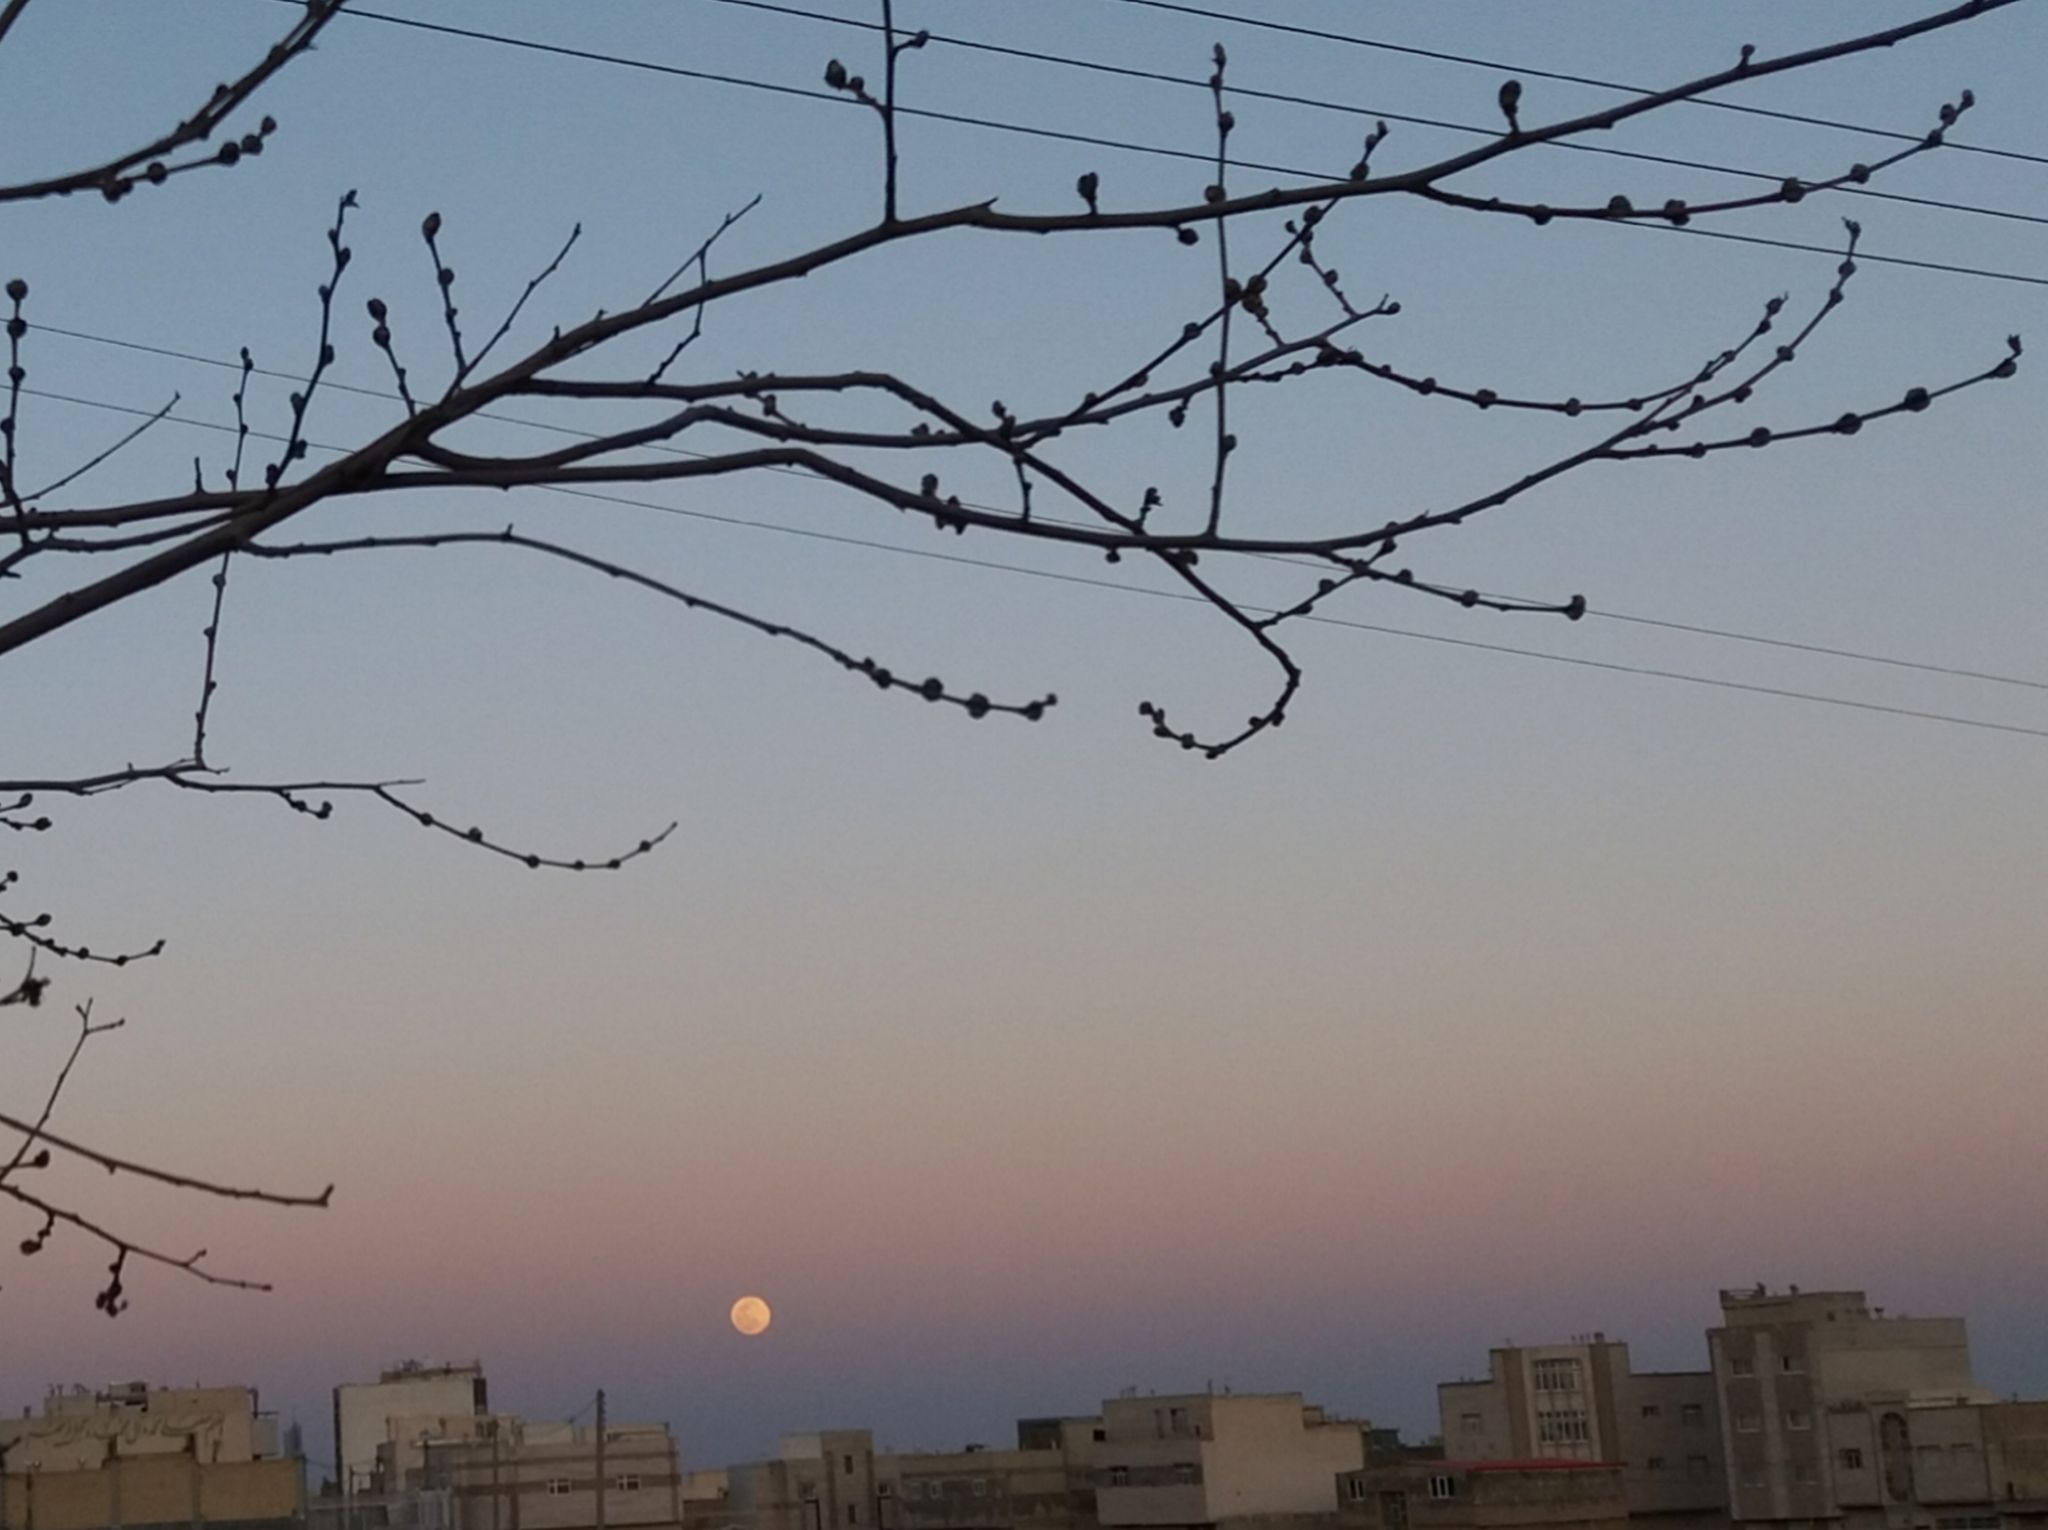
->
(1, 0, 2045, 1475)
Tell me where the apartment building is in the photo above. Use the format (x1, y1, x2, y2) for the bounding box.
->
(1438, 1342, 1724, 1530)
(1089, 1392, 1368, 1529)
(1337, 1460, 1627, 1530)
(726, 1431, 883, 1530)
(1706, 1285, 2048, 1530)
(0, 1382, 300, 1530)
(335, 1364, 490, 1497)
(416, 1418, 684, 1530)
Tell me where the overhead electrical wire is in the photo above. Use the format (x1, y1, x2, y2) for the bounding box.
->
(1111, 0, 2048, 170)
(275, 1, 2048, 290)
(707, 0, 2048, 232)
(18, 377, 2048, 743)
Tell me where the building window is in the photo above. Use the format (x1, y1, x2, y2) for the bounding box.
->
(1345, 1479, 1368, 1503)
(1642, 1405, 1662, 1420)
(845, 1456, 856, 1476)
(1781, 1354, 1806, 1374)
(1537, 1410, 1589, 1445)
(1735, 1413, 1761, 1434)
(613, 1475, 642, 1493)
(1792, 1465, 1817, 1486)
(1730, 1358, 1755, 1378)
(546, 1479, 572, 1497)
(1954, 1444, 1980, 1461)
(973, 1480, 988, 1498)
(1647, 1458, 1667, 1472)
(1461, 1412, 1482, 1432)
(1681, 1404, 1705, 1426)
(1092, 1430, 1106, 1444)
(1174, 1466, 1195, 1487)
(1532, 1360, 1582, 1393)
(1108, 1468, 1129, 1488)
(1741, 1468, 1766, 1489)
(1786, 1411, 1813, 1432)
(1380, 1493, 1409, 1530)
(1428, 1477, 1456, 1502)
(1687, 1456, 1712, 1479)
(1839, 1449, 1865, 1470)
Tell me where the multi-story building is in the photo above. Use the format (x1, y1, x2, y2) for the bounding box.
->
(1702, 1285, 2048, 1530)
(1337, 1460, 1627, 1530)
(726, 1394, 1357, 1530)
(726, 1431, 882, 1530)
(1438, 1342, 1724, 1530)
(0, 1382, 300, 1530)
(0, 1382, 283, 1471)
(1088, 1392, 1367, 1530)
(335, 1363, 491, 1497)
(415, 1418, 684, 1530)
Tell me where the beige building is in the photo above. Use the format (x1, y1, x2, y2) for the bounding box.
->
(0, 1383, 282, 1473)
(1088, 1392, 1367, 1530)
(1438, 1343, 1724, 1530)
(1709, 1285, 1998, 1530)
(725, 1395, 1361, 1530)
(1, 1455, 303, 1530)
(415, 1418, 683, 1530)
(726, 1431, 882, 1530)
(1, 1382, 297, 1530)
(1337, 1460, 1627, 1530)
(335, 1364, 491, 1498)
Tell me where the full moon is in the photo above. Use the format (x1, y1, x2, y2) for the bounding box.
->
(730, 1295, 772, 1337)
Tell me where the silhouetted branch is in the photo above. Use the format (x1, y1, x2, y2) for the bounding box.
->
(0, 0, 343, 205)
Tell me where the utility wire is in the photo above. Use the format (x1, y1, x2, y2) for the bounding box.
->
(1113, 0, 2048, 169)
(709, 0, 2048, 232)
(269, 1, 2048, 291)
(20, 381, 2048, 742)
(28, 319, 2048, 695)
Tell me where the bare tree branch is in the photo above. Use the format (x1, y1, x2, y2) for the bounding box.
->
(0, 0, 345, 205)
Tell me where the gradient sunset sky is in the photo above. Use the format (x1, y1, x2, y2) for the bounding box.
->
(2, 0, 2044, 1472)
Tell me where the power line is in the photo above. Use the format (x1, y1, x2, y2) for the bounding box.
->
(21, 381, 2048, 743)
(273, 1, 2048, 291)
(709, 0, 2048, 232)
(1112, 0, 2048, 170)
(28, 318, 2048, 695)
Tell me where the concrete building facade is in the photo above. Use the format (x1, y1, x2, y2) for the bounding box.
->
(1, 1384, 282, 1474)
(1, 1383, 297, 1530)
(1708, 1286, 1993, 1530)
(417, 1419, 683, 1530)
(334, 1365, 490, 1497)
(1089, 1393, 1367, 1529)
(1439, 1345, 1724, 1530)
(1337, 1460, 1628, 1530)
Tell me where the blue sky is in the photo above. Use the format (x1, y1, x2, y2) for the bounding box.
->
(1, 0, 2044, 1472)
